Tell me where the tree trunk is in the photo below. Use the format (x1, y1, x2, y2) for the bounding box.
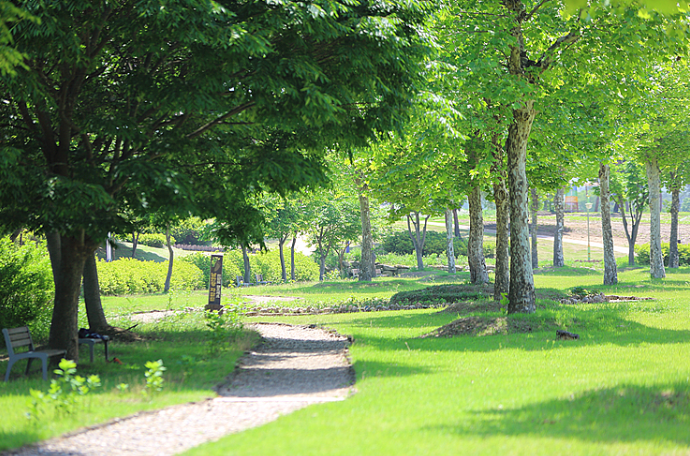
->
(445, 209, 456, 274)
(83, 252, 110, 332)
(49, 233, 94, 362)
(468, 185, 489, 284)
(46, 231, 61, 287)
(290, 235, 297, 281)
(453, 208, 461, 238)
(242, 244, 251, 283)
(163, 225, 174, 293)
(132, 231, 139, 258)
(599, 163, 618, 284)
(669, 187, 680, 268)
(646, 159, 666, 279)
(279, 236, 287, 281)
(530, 187, 539, 269)
(506, 103, 536, 313)
(491, 136, 510, 302)
(357, 177, 375, 282)
(553, 188, 565, 267)
(407, 212, 428, 270)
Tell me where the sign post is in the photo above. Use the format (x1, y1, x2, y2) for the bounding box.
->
(205, 254, 223, 311)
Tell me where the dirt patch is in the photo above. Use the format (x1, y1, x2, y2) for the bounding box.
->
(421, 316, 546, 338)
(399, 270, 438, 278)
(441, 300, 502, 315)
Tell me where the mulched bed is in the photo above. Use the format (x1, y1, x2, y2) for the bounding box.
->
(421, 316, 547, 338)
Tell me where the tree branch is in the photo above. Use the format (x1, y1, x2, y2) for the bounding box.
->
(186, 102, 256, 139)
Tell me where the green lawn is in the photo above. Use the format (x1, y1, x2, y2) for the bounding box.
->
(2, 267, 690, 455)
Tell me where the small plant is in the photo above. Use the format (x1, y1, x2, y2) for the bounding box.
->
(570, 286, 589, 298)
(500, 293, 509, 314)
(143, 359, 166, 396)
(204, 304, 244, 356)
(116, 383, 129, 393)
(27, 359, 101, 421)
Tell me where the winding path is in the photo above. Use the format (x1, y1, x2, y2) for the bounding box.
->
(6, 324, 353, 456)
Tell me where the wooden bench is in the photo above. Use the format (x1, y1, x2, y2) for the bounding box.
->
(78, 336, 110, 363)
(255, 274, 270, 285)
(2, 326, 66, 382)
(236, 275, 250, 287)
(351, 268, 360, 279)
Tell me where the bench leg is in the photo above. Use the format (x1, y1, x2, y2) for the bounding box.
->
(104, 340, 109, 361)
(89, 343, 94, 363)
(5, 359, 15, 382)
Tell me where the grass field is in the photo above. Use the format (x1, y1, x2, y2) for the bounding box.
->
(2, 266, 690, 455)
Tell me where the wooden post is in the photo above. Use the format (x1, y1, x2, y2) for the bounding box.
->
(205, 254, 224, 311)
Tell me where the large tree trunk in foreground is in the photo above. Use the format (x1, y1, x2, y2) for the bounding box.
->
(164, 225, 174, 293)
(506, 103, 536, 313)
(530, 187, 539, 269)
(49, 233, 94, 362)
(83, 252, 110, 332)
(467, 185, 489, 284)
(646, 159, 666, 279)
(599, 164, 618, 284)
(445, 209, 456, 274)
(553, 188, 565, 267)
(357, 178, 375, 282)
(492, 137, 510, 302)
(46, 231, 61, 286)
(669, 187, 680, 268)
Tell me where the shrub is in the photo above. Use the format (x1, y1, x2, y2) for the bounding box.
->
(138, 233, 176, 248)
(389, 284, 490, 306)
(97, 258, 202, 295)
(381, 230, 468, 257)
(634, 242, 690, 266)
(0, 238, 54, 347)
(180, 252, 242, 288)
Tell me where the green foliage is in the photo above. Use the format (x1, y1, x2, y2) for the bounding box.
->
(0, 237, 53, 346)
(389, 284, 490, 306)
(27, 359, 101, 420)
(97, 258, 202, 295)
(138, 233, 176, 249)
(382, 231, 468, 257)
(143, 360, 166, 396)
(204, 305, 244, 357)
(635, 242, 690, 267)
(181, 252, 241, 289)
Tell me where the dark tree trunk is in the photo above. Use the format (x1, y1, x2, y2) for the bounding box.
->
(506, 103, 536, 314)
(163, 225, 174, 293)
(491, 136, 510, 302)
(445, 209, 456, 274)
(357, 177, 375, 282)
(646, 159, 666, 279)
(46, 231, 62, 287)
(278, 235, 288, 281)
(242, 244, 251, 283)
(10, 228, 23, 244)
(49, 233, 94, 362)
(83, 252, 110, 332)
(290, 235, 297, 281)
(553, 188, 565, 267)
(669, 187, 680, 268)
(530, 187, 539, 269)
(132, 231, 139, 258)
(599, 164, 618, 284)
(467, 185, 489, 284)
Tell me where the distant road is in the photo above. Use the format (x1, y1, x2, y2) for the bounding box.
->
(426, 222, 629, 255)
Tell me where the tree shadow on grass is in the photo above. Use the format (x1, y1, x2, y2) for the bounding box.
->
(426, 382, 690, 447)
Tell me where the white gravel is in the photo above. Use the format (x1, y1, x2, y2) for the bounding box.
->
(4, 323, 353, 456)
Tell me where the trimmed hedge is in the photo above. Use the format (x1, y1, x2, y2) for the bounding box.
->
(382, 230, 470, 257)
(634, 242, 690, 266)
(138, 233, 176, 248)
(97, 258, 203, 295)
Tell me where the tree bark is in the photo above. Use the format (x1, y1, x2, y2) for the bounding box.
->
(132, 231, 139, 258)
(646, 159, 666, 279)
(46, 230, 62, 288)
(669, 186, 680, 268)
(467, 185, 489, 284)
(83, 252, 110, 332)
(599, 163, 618, 284)
(407, 212, 428, 270)
(530, 187, 539, 269)
(506, 103, 536, 313)
(357, 177, 375, 282)
(278, 236, 287, 281)
(242, 244, 251, 283)
(453, 208, 461, 238)
(290, 235, 297, 281)
(49, 233, 94, 362)
(163, 225, 174, 293)
(553, 188, 565, 267)
(445, 209, 456, 274)
(491, 136, 510, 302)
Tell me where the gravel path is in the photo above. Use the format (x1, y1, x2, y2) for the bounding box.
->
(5, 323, 353, 456)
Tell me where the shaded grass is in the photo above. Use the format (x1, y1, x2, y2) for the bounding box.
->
(0, 313, 257, 451)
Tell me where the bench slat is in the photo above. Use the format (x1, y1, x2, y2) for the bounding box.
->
(6, 327, 30, 335)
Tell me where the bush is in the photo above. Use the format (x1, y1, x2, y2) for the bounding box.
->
(634, 242, 690, 266)
(180, 252, 242, 288)
(138, 233, 176, 248)
(0, 238, 54, 347)
(97, 258, 202, 295)
(381, 230, 469, 257)
(389, 284, 490, 306)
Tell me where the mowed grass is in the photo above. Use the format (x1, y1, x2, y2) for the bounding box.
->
(2, 266, 690, 454)
(183, 268, 690, 456)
